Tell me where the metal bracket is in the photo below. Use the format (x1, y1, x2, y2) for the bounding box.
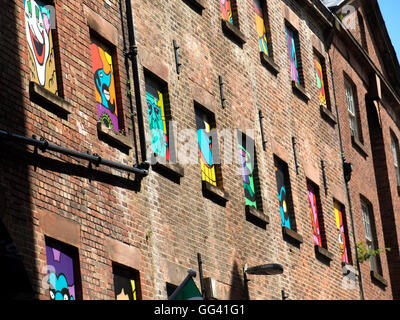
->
(321, 160, 328, 195)
(218, 76, 226, 108)
(292, 137, 299, 175)
(173, 40, 182, 74)
(259, 110, 267, 151)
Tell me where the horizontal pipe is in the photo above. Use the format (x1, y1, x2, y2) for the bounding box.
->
(0, 130, 149, 176)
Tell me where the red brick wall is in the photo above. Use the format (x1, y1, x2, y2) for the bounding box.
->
(5, 0, 396, 300)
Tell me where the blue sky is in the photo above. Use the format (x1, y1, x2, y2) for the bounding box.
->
(378, 0, 400, 60)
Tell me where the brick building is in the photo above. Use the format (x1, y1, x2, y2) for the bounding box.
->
(0, 0, 399, 300)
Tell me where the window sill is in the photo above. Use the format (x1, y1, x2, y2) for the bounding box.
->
(151, 155, 184, 183)
(221, 19, 246, 46)
(182, 0, 206, 12)
(315, 245, 333, 262)
(97, 121, 133, 153)
(260, 52, 280, 75)
(202, 181, 229, 206)
(370, 270, 388, 287)
(29, 81, 72, 119)
(245, 205, 269, 224)
(320, 105, 337, 125)
(351, 135, 368, 158)
(282, 227, 303, 245)
(291, 81, 310, 103)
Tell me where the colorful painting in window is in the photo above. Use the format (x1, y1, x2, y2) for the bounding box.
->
(238, 133, 257, 209)
(145, 79, 169, 160)
(285, 26, 299, 84)
(253, 0, 269, 56)
(334, 201, 349, 263)
(220, 0, 234, 24)
(275, 163, 291, 229)
(307, 182, 322, 246)
(45, 244, 77, 300)
(314, 56, 327, 107)
(113, 273, 138, 300)
(196, 109, 217, 186)
(90, 41, 119, 132)
(24, 0, 58, 94)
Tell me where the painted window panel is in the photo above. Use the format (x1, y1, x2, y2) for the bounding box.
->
(314, 56, 327, 107)
(220, 0, 234, 25)
(307, 182, 322, 246)
(195, 109, 217, 186)
(334, 201, 349, 264)
(24, 0, 58, 95)
(285, 26, 300, 84)
(145, 78, 169, 160)
(275, 162, 291, 229)
(238, 132, 258, 209)
(45, 242, 79, 300)
(90, 40, 119, 133)
(113, 272, 138, 300)
(253, 0, 269, 56)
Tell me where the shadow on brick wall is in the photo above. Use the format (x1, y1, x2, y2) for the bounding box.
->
(0, 0, 36, 299)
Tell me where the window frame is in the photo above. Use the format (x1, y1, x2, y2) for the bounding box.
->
(344, 76, 363, 142)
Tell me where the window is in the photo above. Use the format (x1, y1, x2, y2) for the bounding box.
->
(314, 54, 330, 109)
(112, 263, 141, 300)
(195, 105, 220, 188)
(145, 73, 171, 161)
(253, 0, 270, 56)
(307, 181, 326, 247)
(391, 132, 400, 187)
(90, 34, 121, 133)
(45, 238, 81, 300)
(237, 131, 262, 210)
(361, 199, 381, 273)
(24, 0, 60, 95)
(334, 201, 351, 264)
(274, 157, 296, 230)
(285, 25, 301, 85)
(344, 78, 361, 141)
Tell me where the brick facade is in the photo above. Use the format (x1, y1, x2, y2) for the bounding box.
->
(0, 0, 399, 300)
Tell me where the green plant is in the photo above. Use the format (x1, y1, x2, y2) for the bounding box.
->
(356, 241, 390, 264)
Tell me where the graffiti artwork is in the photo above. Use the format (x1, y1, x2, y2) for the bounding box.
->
(334, 201, 349, 263)
(113, 273, 137, 300)
(286, 26, 299, 84)
(307, 183, 322, 246)
(220, 0, 234, 24)
(253, 0, 269, 56)
(24, 0, 58, 94)
(45, 244, 77, 300)
(90, 42, 119, 132)
(314, 56, 327, 107)
(275, 164, 291, 229)
(238, 134, 257, 209)
(195, 110, 217, 186)
(145, 80, 169, 160)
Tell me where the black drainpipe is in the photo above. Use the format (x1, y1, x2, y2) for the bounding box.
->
(124, 0, 147, 163)
(326, 29, 365, 300)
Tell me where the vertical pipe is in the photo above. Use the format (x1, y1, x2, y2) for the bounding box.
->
(292, 137, 299, 174)
(125, 0, 147, 162)
(219, 75, 226, 108)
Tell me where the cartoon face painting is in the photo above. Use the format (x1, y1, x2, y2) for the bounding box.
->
(46, 245, 76, 301)
(307, 184, 322, 246)
(24, 0, 58, 94)
(239, 141, 257, 209)
(220, 0, 234, 24)
(145, 80, 169, 160)
(275, 165, 291, 229)
(253, 0, 269, 56)
(286, 26, 299, 84)
(90, 42, 119, 132)
(314, 57, 327, 107)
